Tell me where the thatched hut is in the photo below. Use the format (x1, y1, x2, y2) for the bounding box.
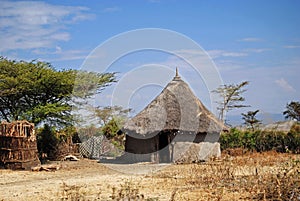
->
(261, 120, 298, 132)
(0, 121, 40, 170)
(123, 69, 226, 163)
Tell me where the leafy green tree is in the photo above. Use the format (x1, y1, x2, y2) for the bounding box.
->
(101, 117, 126, 149)
(0, 57, 116, 126)
(36, 124, 58, 159)
(93, 105, 131, 126)
(283, 101, 300, 121)
(88, 106, 131, 149)
(242, 110, 261, 131)
(212, 81, 249, 123)
(102, 117, 120, 138)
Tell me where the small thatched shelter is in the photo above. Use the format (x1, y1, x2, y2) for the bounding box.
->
(123, 69, 226, 163)
(261, 120, 298, 132)
(0, 121, 40, 170)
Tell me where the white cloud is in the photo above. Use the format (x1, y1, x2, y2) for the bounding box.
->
(245, 48, 271, 53)
(283, 45, 300, 49)
(31, 45, 89, 61)
(275, 78, 296, 92)
(156, 49, 225, 114)
(206, 48, 270, 59)
(55, 46, 62, 53)
(45, 49, 89, 62)
(213, 57, 300, 115)
(0, 1, 93, 52)
(53, 49, 89, 61)
(207, 50, 248, 59)
(214, 60, 244, 71)
(238, 37, 262, 42)
(102, 7, 121, 13)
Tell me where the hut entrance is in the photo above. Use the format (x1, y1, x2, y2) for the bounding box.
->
(158, 132, 171, 163)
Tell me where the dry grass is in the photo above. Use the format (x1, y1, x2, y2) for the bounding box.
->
(1, 151, 299, 201)
(56, 151, 299, 200)
(150, 151, 300, 200)
(58, 179, 159, 201)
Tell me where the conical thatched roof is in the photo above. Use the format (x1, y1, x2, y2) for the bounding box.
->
(123, 69, 226, 136)
(260, 120, 297, 132)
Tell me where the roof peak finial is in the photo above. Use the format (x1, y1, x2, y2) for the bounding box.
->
(173, 67, 181, 81)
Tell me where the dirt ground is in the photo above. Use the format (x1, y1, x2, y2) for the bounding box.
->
(0, 151, 299, 201)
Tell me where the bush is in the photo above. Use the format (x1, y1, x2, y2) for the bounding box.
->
(220, 128, 259, 151)
(102, 117, 125, 150)
(36, 124, 59, 160)
(220, 126, 300, 153)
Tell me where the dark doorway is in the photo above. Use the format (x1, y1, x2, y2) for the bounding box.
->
(159, 132, 171, 163)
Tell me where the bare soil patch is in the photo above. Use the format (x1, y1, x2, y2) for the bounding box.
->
(0, 151, 299, 201)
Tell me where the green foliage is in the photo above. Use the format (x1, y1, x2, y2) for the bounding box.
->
(57, 125, 81, 143)
(212, 81, 249, 122)
(283, 101, 300, 121)
(220, 126, 300, 153)
(102, 117, 125, 150)
(220, 128, 258, 151)
(36, 124, 59, 160)
(241, 109, 261, 131)
(92, 105, 131, 126)
(87, 105, 130, 150)
(102, 118, 118, 139)
(77, 125, 103, 142)
(37, 124, 83, 160)
(73, 71, 116, 98)
(0, 57, 116, 127)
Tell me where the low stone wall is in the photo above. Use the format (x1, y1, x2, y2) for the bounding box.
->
(172, 142, 221, 163)
(112, 142, 221, 164)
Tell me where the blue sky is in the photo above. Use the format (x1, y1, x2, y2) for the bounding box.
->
(0, 0, 300, 123)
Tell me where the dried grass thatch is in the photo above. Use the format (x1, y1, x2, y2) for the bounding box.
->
(260, 120, 297, 132)
(123, 71, 226, 136)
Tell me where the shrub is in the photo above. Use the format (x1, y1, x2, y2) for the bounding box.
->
(220, 126, 300, 153)
(36, 124, 59, 160)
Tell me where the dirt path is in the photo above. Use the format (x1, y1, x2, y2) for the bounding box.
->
(0, 152, 299, 201)
(0, 160, 173, 201)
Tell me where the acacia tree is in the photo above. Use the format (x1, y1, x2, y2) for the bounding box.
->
(0, 57, 116, 126)
(79, 105, 131, 150)
(242, 110, 261, 131)
(93, 106, 131, 126)
(91, 105, 131, 138)
(283, 101, 300, 121)
(212, 81, 249, 123)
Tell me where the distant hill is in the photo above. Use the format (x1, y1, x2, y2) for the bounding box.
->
(225, 113, 285, 127)
(260, 120, 297, 132)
